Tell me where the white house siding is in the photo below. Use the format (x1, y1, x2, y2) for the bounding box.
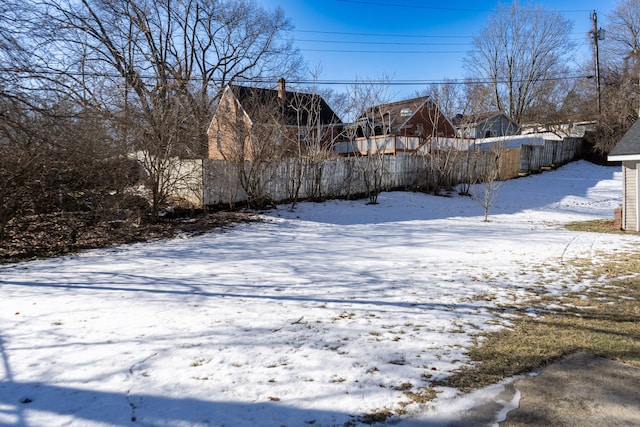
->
(167, 159, 204, 208)
(130, 152, 204, 208)
(623, 161, 639, 231)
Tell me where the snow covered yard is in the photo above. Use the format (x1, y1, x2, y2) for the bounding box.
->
(1, 161, 638, 427)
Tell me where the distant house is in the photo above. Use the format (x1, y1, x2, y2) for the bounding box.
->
(207, 78, 342, 161)
(335, 96, 456, 155)
(608, 119, 640, 232)
(520, 120, 596, 138)
(453, 112, 519, 139)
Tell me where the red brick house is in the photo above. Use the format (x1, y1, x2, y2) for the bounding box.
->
(335, 96, 456, 155)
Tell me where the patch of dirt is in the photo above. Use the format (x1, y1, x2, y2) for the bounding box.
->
(0, 210, 260, 264)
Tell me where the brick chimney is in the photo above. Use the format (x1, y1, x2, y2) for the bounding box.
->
(277, 77, 286, 104)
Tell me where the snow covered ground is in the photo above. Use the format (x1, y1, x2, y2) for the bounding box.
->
(1, 160, 638, 427)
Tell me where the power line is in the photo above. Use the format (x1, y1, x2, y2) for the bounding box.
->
(280, 75, 594, 86)
(334, 0, 493, 12)
(0, 67, 594, 87)
(335, 0, 593, 13)
(299, 48, 468, 54)
(295, 40, 592, 54)
(293, 29, 597, 43)
(296, 39, 473, 47)
(293, 29, 471, 39)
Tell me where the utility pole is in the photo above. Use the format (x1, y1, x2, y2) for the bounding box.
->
(591, 10, 604, 118)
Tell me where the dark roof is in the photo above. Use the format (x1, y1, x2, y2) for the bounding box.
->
(230, 85, 342, 126)
(362, 96, 432, 127)
(451, 111, 512, 126)
(609, 119, 640, 157)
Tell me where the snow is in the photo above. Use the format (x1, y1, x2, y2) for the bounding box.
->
(1, 160, 638, 427)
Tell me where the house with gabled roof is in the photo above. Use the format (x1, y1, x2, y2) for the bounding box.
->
(335, 95, 456, 155)
(608, 118, 640, 231)
(207, 78, 342, 161)
(452, 111, 519, 139)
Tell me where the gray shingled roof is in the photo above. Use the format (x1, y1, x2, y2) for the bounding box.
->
(609, 119, 640, 158)
(451, 111, 512, 127)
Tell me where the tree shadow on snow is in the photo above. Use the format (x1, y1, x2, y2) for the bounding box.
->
(0, 379, 361, 426)
(268, 162, 620, 226)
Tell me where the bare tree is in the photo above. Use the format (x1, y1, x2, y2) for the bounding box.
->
(604, 0, 640, 67)
(559, 64, 597, 121)
(466, 2, 574, 124)
(28, 0, 301, 218)
(417, 81, 485, 196)
(461, 79, 497, 118)
(584, 0, 640, 156)
(415, 84, 462, 194)
(0, 95, 138, 240)
(215, 88, 286, 208)
(286, 90, 324, 206)
(0, 100, 44, 240)
(285, 72, 342, 206)
(471, 142, 505, 222)
(341, 78, 393, 204)
(0, 2, 132, 239)
(421, 80, 466, 120)
(587, 67, 639, 155)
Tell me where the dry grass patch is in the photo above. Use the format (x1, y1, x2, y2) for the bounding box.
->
(440, 247, 640, 393)
(400, 387, 440, 408)
(564, 219, 624, 233)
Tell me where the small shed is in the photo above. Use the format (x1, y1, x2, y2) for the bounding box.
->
(608, 119, 640, 231)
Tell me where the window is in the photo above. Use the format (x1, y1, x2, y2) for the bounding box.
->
(225, 98, 231, 112)
(216, 131, 222, 151)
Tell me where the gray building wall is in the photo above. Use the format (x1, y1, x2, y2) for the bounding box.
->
(476, 115, 519, 138)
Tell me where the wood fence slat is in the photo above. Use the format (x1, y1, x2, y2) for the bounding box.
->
(200, 138, 584, 206)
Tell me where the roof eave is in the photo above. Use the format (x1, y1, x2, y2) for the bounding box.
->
(608, 154, 640, 162)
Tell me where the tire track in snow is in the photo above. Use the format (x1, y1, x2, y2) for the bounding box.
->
(561, 232, 600, 265)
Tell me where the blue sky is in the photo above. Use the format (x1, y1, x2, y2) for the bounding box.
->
(261, 0, 618, 100)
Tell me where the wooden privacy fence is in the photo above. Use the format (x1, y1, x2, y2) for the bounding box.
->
(199, 138, 584, 207)
(519, 138, 583, 172)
